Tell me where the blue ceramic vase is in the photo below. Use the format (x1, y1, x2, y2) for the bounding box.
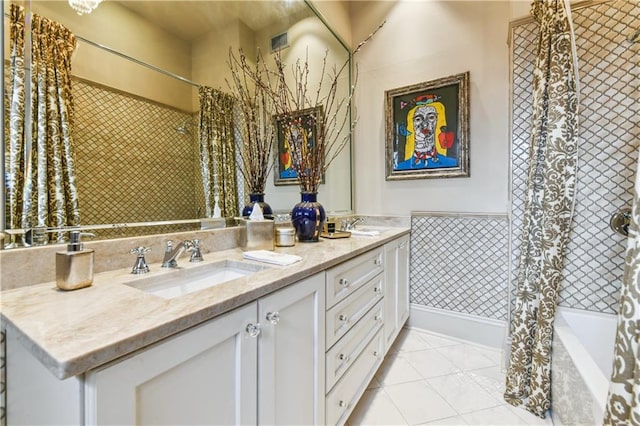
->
(291, 192, 326, 242)
(242, 193, 273, 219)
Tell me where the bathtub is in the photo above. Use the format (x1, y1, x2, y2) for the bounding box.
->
(551, 307, 618, 425)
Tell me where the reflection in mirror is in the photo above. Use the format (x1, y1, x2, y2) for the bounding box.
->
(2, 0, 352, 248)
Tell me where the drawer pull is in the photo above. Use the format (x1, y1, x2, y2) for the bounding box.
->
(339, 400, 347, 408)
(339, 278, 349, 287)
(374, 286, 382, 294)
(374, 258, 382, 266)
(338, 353, 350, 362)
(339, 314, 349, 322)
(245, 323, 261, 338)
(374, 315, 381, 322)
(266, 311, 280, 325)
(373, 351, 379, 357)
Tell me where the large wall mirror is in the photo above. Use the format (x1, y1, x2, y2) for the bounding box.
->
(2, 0, 353, 248)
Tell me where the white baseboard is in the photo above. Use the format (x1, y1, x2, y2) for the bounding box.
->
(408, 304, 507, 349)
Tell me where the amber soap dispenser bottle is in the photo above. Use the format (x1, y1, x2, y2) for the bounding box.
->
(56, 231, 94, 291)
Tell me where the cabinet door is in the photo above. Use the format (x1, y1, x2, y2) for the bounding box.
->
(397, 236, 410, 326)
(384, 235, 411, 351)
(85, 302, 258, 426)
(258, 273, 325, 425)
(384, 241, 399, 350)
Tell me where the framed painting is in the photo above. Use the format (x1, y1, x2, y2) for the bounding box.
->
(385, 72, 470, 180)
(274, 106, 324, 186)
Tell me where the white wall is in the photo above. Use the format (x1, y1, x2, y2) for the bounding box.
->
(350, 1, 512, 215)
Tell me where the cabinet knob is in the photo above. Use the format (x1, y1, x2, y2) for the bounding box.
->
(266, 311, 280, 325)
(245, 323, 261, 338)
(338, 400, 346, 408)
(338, 314, 349, 322)
(339, 278, 349, 287)
(374, 315, 381, 322)
(338, 353, 350, 362)
(374, 258, 382, 266)
(374, 286, 382, 294)
(373, 351, 379, 357)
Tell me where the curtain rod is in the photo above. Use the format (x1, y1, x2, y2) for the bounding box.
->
(3, 11, 201, 88)
(74, 34, 201, 88)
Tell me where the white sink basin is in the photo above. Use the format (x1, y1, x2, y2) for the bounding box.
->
(124, 260, 267, 299)
(349, 227, 388, 237)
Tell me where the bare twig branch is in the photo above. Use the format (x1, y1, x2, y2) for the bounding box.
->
(232, 21, 385, 193)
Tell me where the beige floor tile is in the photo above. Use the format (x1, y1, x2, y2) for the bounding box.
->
(507, 405, 554, 425)
(384, 380, 457, 425)
(435, 344, 498, 371)
(375, 353, 423, 386)
(347, 388, 408, 426)
(418, 415, 468, 425)
(390, 329, 433, 353)
(427, 372, 503, 414)
(460, 405, 528, 425)
(411, 330, 462, 349)
(467, 366, 507, 402)
(403, 348, 460, 379)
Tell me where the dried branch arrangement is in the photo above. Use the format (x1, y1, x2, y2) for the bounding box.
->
(235, 22, 385, 193)
(227, 48, 276, 194)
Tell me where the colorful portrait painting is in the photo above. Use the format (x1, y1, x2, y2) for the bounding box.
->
(274, 107, 324, 185)
(385, 72, 470, 180)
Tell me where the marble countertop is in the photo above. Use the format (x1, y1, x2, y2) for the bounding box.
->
(1, 227, 409, 380)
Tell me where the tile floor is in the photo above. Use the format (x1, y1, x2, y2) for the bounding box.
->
(346, 328, 554, 425)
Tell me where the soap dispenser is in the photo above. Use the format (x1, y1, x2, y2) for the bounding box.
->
(56, 231, 94, 291)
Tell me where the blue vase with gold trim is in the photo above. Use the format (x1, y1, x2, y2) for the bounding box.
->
(242, 193, 273, 219)
(291, 192, 325, 242)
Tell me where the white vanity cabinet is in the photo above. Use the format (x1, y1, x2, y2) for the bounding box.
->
(5, 231, 412, 426)
(85, 272, 325, 426)
(85, 302, 259, 425)
(384, 234, 411, 351)
(7, 273, 324, 426)
(257, 272, 325, 425)
(325, 247, 386, 425)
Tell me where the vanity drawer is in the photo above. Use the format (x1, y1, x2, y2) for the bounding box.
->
(326, 329, 384, 426)
(326, 247, 383, 309)
(326, 273, 383, 349)
(326, 300, 383, 392)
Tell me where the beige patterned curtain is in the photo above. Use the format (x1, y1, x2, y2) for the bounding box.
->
(504, 0, 579, 418)
(604, 149, 640, 424)
(198, 86, 238, 218)
(5, 7, 80, 233)
(29, 13, 80, 230)
(5, 4, 27, 231)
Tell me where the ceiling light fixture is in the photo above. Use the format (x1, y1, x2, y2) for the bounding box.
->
(68, 0, 102, 16)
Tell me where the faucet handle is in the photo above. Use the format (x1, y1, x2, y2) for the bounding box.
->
(189, 239, 204, 263)
(130, 246, 151, 274)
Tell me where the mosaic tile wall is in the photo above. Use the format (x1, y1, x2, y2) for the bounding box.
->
(72, 78, 204, 239)
(410, 214, 509, 320)
(510, 1, 640, 315)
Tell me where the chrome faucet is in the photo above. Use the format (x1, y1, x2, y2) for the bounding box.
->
(341, 217, 363, 231)
(162, 240, 194, 268)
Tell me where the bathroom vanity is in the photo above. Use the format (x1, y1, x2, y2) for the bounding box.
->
(2, 227, 410, 425)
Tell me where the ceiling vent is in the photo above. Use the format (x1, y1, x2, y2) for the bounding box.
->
(271, 32, 289, 52)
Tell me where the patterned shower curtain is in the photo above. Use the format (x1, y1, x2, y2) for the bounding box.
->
(5, 4, 27, 232)
(504, 0, 579, 418)
(604, 149, 640, 424)
(5, 5, 80, 233)
(198, 86, 238, 218)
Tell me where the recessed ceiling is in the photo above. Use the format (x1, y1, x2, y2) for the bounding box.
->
(116, 1, 311, 42)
